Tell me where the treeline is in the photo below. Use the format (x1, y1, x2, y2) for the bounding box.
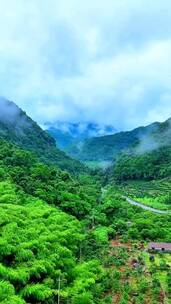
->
(113, 147, 171, 181)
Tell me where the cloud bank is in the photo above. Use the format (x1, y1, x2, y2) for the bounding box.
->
(0, 0, 171, 130)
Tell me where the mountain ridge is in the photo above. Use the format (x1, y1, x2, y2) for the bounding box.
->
(45, 121, 117, 150)
(66, 118, 171, 164)
(0, 97, 86, 173)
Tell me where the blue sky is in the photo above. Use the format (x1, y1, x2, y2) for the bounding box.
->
(0, 0, 171, 130)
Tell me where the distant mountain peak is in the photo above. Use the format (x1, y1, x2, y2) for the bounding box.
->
(45, 121, 117, 138)
(45, 121, 117, 152)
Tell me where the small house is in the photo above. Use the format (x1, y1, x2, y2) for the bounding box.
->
(148, 242, 171, 253)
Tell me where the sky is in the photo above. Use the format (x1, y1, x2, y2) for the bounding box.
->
(0, 0, 171, 130)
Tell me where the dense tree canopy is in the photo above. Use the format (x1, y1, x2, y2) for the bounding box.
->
(0, 181, 107, 304)
(113, 147, 171, 181)
(0, 137, 170, 303)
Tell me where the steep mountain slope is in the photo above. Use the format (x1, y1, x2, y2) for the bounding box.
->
(0, 98, 85, 173)
(109, 118, 171, 181)
(45, 121, 116, 150)
(0, 97, 55, 149)
(113, 146, 171, 181)
(73, 118, 171, 163)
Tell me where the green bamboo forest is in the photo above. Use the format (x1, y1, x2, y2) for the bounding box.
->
(0, 100, 171, 304)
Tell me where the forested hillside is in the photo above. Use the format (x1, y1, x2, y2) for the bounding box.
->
(0, 100, 170, 303)
(0, 138, 170, 303)
(0, 98, 85, 173)
(0, 140, 101, 219)
(1, 0, 171, 302)
(70, 118, 171, 165)
(113, 146, 171, 181)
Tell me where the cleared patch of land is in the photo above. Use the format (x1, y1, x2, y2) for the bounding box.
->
(107, 239, 171, 304)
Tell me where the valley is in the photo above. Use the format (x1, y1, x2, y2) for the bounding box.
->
(1, 0, 171, 303)
(45, 121, 116, 150)
(52, 118, 171, 171)
(0, 99, 170, 304)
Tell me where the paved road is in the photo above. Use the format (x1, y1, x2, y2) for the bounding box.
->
(123, 196, 170, 215)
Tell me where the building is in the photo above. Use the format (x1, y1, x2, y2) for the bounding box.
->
(148, 242, 171, 253)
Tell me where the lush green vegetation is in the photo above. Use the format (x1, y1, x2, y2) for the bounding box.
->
(0, 140, 109, 303)
(0, 99, 86, 174)
(0, 140, 101, 221)
(0, 138, 170, 303)
(0, 181, 107, 304)
(66, 118, 171, 163)
(113, 147, 171, 181)
(69, 130, 140, 161)
(131, 195, 171, 211)
(0, 101, 171, 303)
(102, 186, 171, 242)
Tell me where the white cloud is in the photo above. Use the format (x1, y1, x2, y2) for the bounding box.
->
(0, 0, 171, 129)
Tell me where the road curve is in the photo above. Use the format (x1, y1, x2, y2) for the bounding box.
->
(123, 196, 170, 215)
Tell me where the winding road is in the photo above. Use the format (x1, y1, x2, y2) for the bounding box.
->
(123, 196, 170, 215)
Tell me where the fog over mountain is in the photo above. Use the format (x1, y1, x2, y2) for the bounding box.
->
(45, 121, 117, 137)
(0, 98, 85, 172)
(0, 97, 24, 124)
(135, 118, 171, 155)
(0, 97, 34, 136)
(45, 121, 117, 151)
(68, 117, 171, 164)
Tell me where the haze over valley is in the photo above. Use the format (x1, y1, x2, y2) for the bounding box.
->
(0, 1, 171, 303)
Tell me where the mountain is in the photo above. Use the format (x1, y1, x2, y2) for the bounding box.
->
(0, 98, 170, 303)
(0, 97, 85, 173)
(45, 121, 117, 150)
(72, 118, 171, 164)
(0, 97, 55, 149)
(113, 145, 171, 181)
